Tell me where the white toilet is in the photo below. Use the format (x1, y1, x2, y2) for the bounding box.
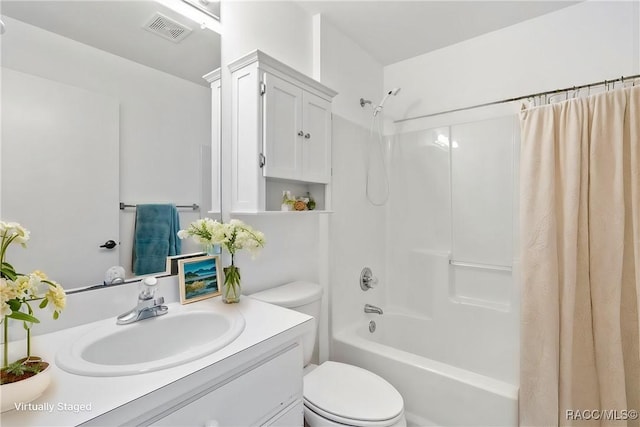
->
(250, 281, 406, 427)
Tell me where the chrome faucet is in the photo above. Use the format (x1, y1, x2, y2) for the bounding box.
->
(364, 304, 383, 315)
(117, 277, 168, 325)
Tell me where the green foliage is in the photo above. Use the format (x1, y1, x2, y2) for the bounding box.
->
(4, 360, 42, 377)
(6, 310, 39, 323)
(1, 261, 17, 280)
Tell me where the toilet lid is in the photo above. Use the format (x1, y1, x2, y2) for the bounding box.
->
(304, 362, 404, 424)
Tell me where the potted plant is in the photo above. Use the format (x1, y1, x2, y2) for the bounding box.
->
(0, 221, 66, 412)
(178, 219, 265, 303)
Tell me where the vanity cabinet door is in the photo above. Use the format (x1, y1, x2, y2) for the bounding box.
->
(151, 345, 303, 427)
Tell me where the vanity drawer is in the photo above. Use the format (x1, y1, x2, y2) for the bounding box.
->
(264, 400, 304, 426)
(151, 344, 303, 427)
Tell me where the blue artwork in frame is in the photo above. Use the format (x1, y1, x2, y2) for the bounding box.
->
(178, 255, 221, 304)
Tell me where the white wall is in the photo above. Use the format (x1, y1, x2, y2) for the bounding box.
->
(329, 116, 387, 333)
(1, 16, 211, 280)
(219, 1, 321, 292)
(317, 15, 384, 129)
(221, 1, 313, 74)
(314, 17, 386, 335)
(379, 0, 640, 389)
(385, 0, 640, 129)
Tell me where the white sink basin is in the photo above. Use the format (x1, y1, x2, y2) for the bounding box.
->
(56, 309, 245, 376)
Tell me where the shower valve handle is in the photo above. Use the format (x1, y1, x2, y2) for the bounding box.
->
(360, 267, 378, 291)
(364, 276, 378, 286)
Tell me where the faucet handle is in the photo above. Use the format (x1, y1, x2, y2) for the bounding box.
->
(154, 296, 165, 306)
(139, 277, 158, 300)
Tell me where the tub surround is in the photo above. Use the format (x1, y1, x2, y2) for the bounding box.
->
(2, 297, 313, 426)
(333, 323, 517, 426)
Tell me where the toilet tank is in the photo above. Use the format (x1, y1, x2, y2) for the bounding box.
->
(249, 281, 323, 366)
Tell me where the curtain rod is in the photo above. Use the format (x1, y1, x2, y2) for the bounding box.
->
(394, 73, 640, 124)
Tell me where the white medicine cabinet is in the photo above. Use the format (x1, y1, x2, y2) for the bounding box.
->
(229, 50, 337, 213)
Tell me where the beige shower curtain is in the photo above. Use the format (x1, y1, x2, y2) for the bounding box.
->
(520, 86, 640, 427)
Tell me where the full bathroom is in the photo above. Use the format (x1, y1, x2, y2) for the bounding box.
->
(1, 1, 639, 426)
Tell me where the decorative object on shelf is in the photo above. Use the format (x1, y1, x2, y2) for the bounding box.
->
(281, 191, 316, 211)
(178, 255, 221, 304)
(306, 192, 316, 211)
(281, 191, 295, 211)
(178, 219, 265, 303)
(293, 200, 307, 211)
(0, 221, 66, 413)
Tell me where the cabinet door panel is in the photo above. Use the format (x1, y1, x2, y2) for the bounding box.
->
(152, 345, 303, 427)
(301, 92, 331, 183)
(263, 73, 302, 180)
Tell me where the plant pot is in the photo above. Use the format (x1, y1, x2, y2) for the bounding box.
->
(0, 362, 51, 412)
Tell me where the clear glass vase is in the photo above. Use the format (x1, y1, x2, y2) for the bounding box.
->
(202, 243, 217, 256)
(222, 265, 241, 304)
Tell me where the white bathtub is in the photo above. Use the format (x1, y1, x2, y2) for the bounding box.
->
(332, 314, 518, 427)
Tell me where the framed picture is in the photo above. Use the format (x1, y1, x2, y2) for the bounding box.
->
(178, 255, 222, 304)
(166, 251, 206, 275)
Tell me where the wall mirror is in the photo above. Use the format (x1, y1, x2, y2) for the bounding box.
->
(0, 0, 222, 290)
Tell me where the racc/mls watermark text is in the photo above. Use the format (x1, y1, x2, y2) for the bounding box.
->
(566, 409, 639, 421)
(14, 402, 92, 413)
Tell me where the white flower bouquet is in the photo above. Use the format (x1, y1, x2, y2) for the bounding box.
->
(0, 221, 66, 384)
(178, 219, 265, 302)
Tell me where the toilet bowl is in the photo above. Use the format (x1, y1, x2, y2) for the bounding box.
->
(250, 282, 406, 427)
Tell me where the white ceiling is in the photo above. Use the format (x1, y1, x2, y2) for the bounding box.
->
(297, 1, 580, 65)
(1, 0, 221, 87)
(0, 1, 578, 84)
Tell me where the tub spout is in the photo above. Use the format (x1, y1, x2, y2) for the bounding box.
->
(364, 304, 383, 315)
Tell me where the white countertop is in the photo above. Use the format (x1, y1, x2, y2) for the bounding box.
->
(1, 297, 313, 427)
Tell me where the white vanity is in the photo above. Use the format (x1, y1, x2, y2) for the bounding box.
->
(1, 297, 313, 426)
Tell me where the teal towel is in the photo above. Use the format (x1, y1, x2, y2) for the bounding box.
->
(132, 204, 181, 275)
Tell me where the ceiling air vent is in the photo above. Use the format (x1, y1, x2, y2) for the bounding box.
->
(143, 12, 192, 43)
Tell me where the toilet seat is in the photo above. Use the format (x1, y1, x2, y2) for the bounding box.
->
(303, 361, 404, 427)
(304, 399, 405, 427)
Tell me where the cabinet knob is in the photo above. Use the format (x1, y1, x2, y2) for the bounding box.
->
(297, 131, 304, 136)
(304, 133, 311, 139)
